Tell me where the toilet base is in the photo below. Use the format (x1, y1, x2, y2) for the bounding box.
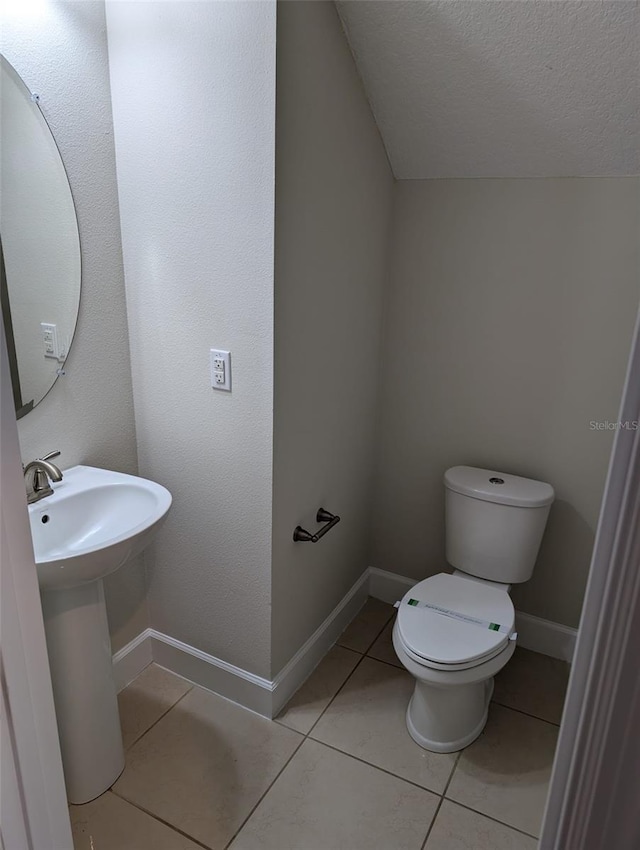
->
(392, 619, 515, 754)
(406, 677, 494, 754)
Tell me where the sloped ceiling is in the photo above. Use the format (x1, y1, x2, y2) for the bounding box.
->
(335, 0, 639, 179)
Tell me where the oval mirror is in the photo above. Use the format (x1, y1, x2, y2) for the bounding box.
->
(1, 55, 81, 418)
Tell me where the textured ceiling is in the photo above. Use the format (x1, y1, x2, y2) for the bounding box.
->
(335, 0, 640, 179)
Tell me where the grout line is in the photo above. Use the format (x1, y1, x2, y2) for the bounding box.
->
(109, 790, 214, 850)
(302, 600, 391, 737)
(364, 609, 396, 651)
(420, 751, 463, 849)
(363, 653, 403, 671)
(421, 797, 444, 850)
(442, 751, 462, 798)
(274, 609, 394, 735)
(363, 620, 395, 653)
(272, 648, 362, 734)
(334, 640, 365, 654)
(112, 602, 545, 849)
(225, 608, 400, 843)
(490, 698, 562, 728)
(120, 682, 194, 753)
(221, 610, 388, 847)
(364, 653, 564, 726)
(442, 798, 540, 841)
(336, 602, 395, 656)
(305, 736, 447, 797)
(304, 651, 369, 738)
(221, 736, 306, 850)
(113, 674, 308, 850)
(105, 608, 380, 849)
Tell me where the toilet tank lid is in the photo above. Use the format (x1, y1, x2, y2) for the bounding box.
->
(444, 466, 554, 508)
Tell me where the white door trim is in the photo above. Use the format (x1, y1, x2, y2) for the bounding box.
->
(0, 325, 73, 849)
(540, 309, 640, 850)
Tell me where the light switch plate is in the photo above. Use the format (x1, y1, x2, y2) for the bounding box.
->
(210, 349, 231, 392)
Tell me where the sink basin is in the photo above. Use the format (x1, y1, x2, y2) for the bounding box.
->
(32, 464, 172, 804)
(30, 465, 172, 589)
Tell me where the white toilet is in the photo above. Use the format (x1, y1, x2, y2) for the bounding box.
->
(393, 465, 554, 753)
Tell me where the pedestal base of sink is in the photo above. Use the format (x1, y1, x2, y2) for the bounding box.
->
(41, 579, 125, 804)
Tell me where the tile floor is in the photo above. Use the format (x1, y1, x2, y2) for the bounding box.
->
(70, 598, 569, 850)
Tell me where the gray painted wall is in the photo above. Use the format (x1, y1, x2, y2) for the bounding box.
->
(372, 178, 640, 629)
(106, 0, 277, 677)
(1, 1, 144, 652)
(271, 1, 393, 673)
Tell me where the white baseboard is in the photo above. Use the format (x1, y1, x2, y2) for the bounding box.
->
(270, 569, 370, 717)
(368, 567, 416, 605)
(112, 568, 370, 717)
(112, 565, 576, 718)
(150, 630, 274, 716)
(112, 629, 153, 692)
(514, 611, 577, 662)
(367, 567, 577, 663)
(113, 627, 273, 714)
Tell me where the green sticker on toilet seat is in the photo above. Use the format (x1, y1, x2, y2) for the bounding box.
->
(397, 598, 516, 638)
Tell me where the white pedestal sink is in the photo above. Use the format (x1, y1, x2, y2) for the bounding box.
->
(29, 465, 171, 804)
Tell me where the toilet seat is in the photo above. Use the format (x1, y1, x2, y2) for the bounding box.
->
(396, 573, 515, 671)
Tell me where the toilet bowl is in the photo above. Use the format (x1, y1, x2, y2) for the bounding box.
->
(393, 466, 554, 753)
(392, 572, 516, 752)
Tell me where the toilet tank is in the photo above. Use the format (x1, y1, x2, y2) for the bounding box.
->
(444, 466, 554, 584)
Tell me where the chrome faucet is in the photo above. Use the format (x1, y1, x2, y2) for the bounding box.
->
(24, 451, 63, 504)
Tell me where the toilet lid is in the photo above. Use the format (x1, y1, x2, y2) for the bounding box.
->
(397, 574, 515, 668)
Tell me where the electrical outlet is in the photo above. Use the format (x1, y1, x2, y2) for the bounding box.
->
(41, 323, 59, 360)
(210, 349, 231, 392)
